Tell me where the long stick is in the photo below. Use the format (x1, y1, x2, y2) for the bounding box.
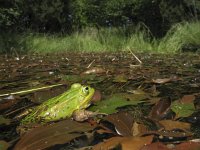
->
(0, 83, 63, 97)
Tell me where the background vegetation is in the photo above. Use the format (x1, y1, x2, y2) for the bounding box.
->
(0, 0, 200, 53)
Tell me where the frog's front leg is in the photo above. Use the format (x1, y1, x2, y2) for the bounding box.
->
(72, 110, 106, 122)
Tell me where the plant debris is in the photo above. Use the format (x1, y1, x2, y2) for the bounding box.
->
(0, 52, 200, 149)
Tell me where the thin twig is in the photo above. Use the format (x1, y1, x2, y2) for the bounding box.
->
(0, 83, 63, 97)
(86, 59, 95, 68)
(129, 49, 142, 64)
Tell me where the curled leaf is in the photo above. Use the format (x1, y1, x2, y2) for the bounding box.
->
(149, 98, 172, 120)
(132, 122, 148, 136)
(104, 112, 134, 136)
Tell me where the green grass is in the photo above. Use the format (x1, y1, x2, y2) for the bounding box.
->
(157, 22, 200, 53)
(1, 21, 200, 53)
(23, 28, 127, 53)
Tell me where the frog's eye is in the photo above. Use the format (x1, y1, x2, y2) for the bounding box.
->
(82, 86, 89, 95)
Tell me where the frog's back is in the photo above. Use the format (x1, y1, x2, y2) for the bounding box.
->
(20, 86, 81, 124)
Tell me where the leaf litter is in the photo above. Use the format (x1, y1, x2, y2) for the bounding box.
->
(0, 52, 200, 149)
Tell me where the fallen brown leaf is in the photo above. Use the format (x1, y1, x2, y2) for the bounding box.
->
(180, 95, 195, 104)
(152, 78, 172, 84)
(14, 119, 96, 150)
(0, 95, 20, 111)
(174, 141, 200, 150)
(91, 90, 102, 102)
(141, 130, 193, 139)
(93, 135, 153, 150)
(149, 98, 171, 120)
(132, 122, 148, 136)
(104, 112, 134, 136)
(159, 120, 191, 131)
(140, 142, 169, 150)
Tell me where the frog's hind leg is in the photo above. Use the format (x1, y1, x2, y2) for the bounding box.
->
(14, 108, 33, 121)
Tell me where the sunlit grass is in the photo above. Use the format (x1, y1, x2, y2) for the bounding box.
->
(1, 21, 200, 53)
(126, 21, 200, 53)
(157, 22, 200, 53)
(22, 28, 127, 53)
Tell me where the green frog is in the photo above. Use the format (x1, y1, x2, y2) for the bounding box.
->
(20, 83, 95, 126)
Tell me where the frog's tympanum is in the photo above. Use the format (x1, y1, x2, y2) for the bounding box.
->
(20, 83, 95, 125)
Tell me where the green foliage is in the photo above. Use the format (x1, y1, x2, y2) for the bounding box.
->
(1, 21, 199, 53)
(70, 0, 89, 29)
(17, 28, 127, 53)
(171, 100, 195, 118)
(15, 0, 69, 32)
(158, 21, 200, 52)
(89, 93, 146, 114)
(0, 8, 20, 27)
(0, 0, 199, 36)
(159, 0, 200, 24)
(0, 0, 21, 30)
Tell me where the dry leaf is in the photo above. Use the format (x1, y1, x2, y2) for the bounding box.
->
(91, 90, 102, 103)
(174, 141, 200, 150)
(180, 95, 195, 104)
(142, 130, 193, 139)
(93, 136, 153, 150)
(159, 120, 191, 131)
(14, 119, 96, 150)
(152, 78, 172, 84)
(113, 74, 128, 83)
(104, 112, 134, 136)
(0, 95, 20, 111)
(132, 122, 148, 136)
(82, 67, 106, 75)
(140, 142, 169, 150)
(149, 98, 171, 120)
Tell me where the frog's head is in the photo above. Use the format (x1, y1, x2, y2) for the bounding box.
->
(71, 83, 95, 109)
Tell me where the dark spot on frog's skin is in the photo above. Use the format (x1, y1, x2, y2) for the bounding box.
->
(54, 101, 60, 105)
(64, 106, 69, 111)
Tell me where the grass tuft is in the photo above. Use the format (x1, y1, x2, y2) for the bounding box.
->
(1, 21, 200, 53)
